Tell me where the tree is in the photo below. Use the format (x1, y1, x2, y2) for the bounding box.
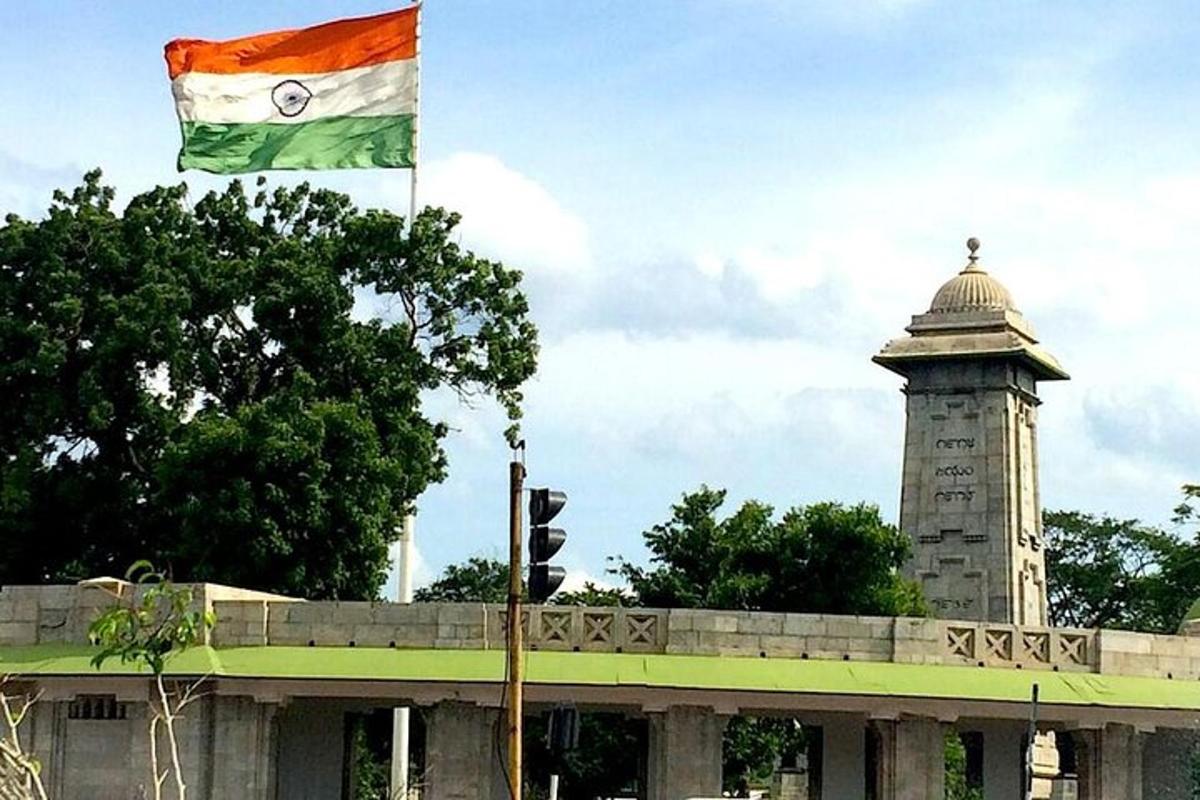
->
(418, 489, 925, 797)
(88, 562, 215, 800)
(552, 581, 631, 607)
(614, 486, 925, 617)
(413, 557, 510, 603)
(614, 487, 925, 793)
(0, 172, 538, 599)
(1044, 507, 1200, 633)
(0, 678, 49, 800)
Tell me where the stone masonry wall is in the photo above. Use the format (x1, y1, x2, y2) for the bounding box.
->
(4, 583, 1200, 680)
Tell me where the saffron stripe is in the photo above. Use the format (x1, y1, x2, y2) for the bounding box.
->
(178, 115, 415, 174)
(165, 7, 418, 79)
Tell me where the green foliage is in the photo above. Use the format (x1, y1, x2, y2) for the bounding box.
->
(615, 486, 926, 616)
(723, 717, 808, 795)
(552, 582, 631, 607)
(1176, 484, 1200, 528)
(87, 562, 214, 675)
(414, 556, 510, 603)
(524, 712, 644, 799)
(417, 487, 925, 797)
(0, 171, 538, 599)
(613, 486, 925, 791)
(414, 557, 630, 607)
(944, 731, 983, 800)
(349, 715, 391, 800)
(1045, 508, 1200, 633)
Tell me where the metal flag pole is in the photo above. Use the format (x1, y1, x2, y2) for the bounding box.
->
(390, 515, 415, 799)
(408, 1, 421, 228)
(391, 11, 422, 797)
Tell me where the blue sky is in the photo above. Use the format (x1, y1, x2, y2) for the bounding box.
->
(2, 1, 1198, 593)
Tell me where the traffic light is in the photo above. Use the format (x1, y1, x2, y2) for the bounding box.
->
(528, 488, 567, 602)
(547, 704, 580, 757)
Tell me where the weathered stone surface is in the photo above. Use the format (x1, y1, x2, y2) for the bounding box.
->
(876, 254, 1065, 627)
(647, 706, 726, 800)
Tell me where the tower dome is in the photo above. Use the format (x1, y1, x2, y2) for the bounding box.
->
(928, 237, 1015, 314)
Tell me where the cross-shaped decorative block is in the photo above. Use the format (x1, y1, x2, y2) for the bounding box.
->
(1058, 633, 1088, 665)
(540, 611, 572, 643)
(984, 629, 1012, 661)
(583, 612, 614, 645)
(1022, 632, 1050, 662)
(947, 626, 976, 658)
(627, 613, 658, 645)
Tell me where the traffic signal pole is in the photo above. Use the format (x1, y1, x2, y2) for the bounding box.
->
(506, 458, 526, 800)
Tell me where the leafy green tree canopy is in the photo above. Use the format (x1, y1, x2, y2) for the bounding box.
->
(1046, 502, 1200, 633)
(0, 171, 538, 599)
(412, 557, 631, 607)
(615, 486, 926, 616)
(413, 556, 510, 603)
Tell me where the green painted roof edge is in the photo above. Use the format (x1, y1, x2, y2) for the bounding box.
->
(3, 645, 1200, 712)
(1183, 598, 1200, 625)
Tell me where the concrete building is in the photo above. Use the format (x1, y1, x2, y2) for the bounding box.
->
(2, 242, 1197, 799)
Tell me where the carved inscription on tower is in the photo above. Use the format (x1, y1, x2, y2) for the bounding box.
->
(925, 398, 986, 520)
(908, 394, 994, 618)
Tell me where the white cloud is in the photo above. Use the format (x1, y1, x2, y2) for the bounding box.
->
(421, 152, 591, 276)
(559, 566, 624, 595)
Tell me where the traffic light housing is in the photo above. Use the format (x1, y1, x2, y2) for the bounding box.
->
(547, 704, 580, 757)
(529, 488, 567, 602)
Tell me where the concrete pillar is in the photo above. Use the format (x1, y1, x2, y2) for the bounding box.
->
(820, 715, 866, 800)
(1142, 729, 1199, 800)
(979, 722, 1022, 800)
(647, 706, 727, 800)
(208, 696, 279, 800)
(276, 700, 347, 800)
(875, 718, 945, 800)
(1095, 724, 1142, 800)
(424, 701, 506, 800)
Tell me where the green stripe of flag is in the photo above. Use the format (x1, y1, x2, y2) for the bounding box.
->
(178, 114, 415, 174)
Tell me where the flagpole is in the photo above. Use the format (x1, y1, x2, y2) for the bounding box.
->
(408, 1, 421, 227)
(392, 13, 421, 800)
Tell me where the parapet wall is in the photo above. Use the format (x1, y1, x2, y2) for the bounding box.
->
(3, 583, 1198, 681)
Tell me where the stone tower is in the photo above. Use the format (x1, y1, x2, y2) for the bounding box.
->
(874, 239, 1068, 625)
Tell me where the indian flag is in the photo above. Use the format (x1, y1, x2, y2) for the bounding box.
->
(165, 7, 419, 173)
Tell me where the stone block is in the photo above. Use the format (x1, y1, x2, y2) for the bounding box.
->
(394, 623, 438, 647)
(281, 602, 325, 623)
(370, 603, 421, 625)
(352, 624, 395, 647)
(737, 613, 784, 635)
(784, 614, 826, 637)
(266, 621, 314, 645)
(1150, 635, 1187, 658)
(669, 609, 697, 631)
(826, 617, 871, 638)
(666, 630, 699, 653)
(759, 634, 809, 656)
(10, 600, 38, 622)
(696, 630, 759, 653)
(435, 604, 487, 626)
(0, 621, 38, 644)
(1101, 629, 1155, 655)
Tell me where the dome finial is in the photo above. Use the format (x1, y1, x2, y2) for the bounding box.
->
(966, 237, 981, 265)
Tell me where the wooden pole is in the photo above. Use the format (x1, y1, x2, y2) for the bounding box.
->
(506, 458, 525, 799)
